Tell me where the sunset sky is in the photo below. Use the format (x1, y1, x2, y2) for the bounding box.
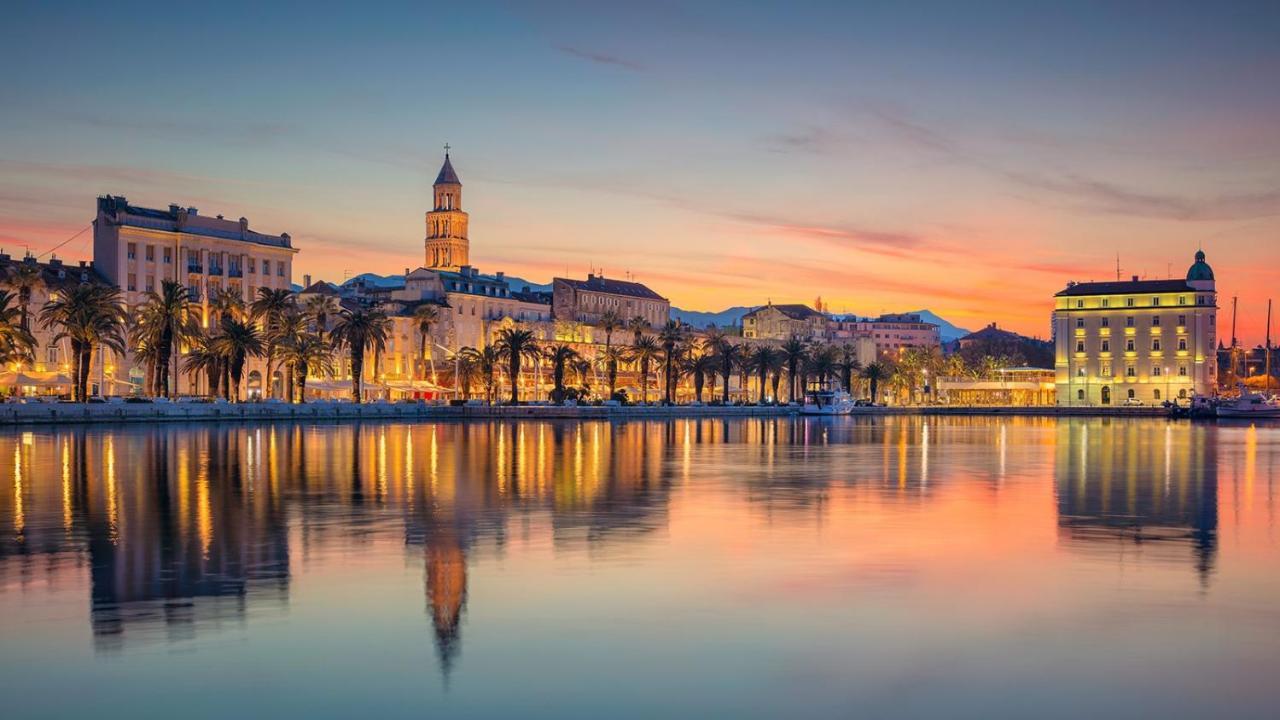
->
(2, 1, 1278, 341)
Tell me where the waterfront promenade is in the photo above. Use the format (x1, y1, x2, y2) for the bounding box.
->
(0, 401, 1166, 426)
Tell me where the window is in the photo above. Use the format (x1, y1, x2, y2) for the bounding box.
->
(1076, 318, 1085, 328)
(1152, 297, 1160, 306)
(1153, 339, 1161, 351)
(163, 248, 171, 264)
(1077, 367, 1086, 377)
(1178, 338, 1187, 351)
(1178, 314, 1186, 326)
(1102, 299, 1110, 308)
(1179, 365, 1188, 376)
(1126, 316, 1135, 327)
(127, 243, 137, 260)
(1153, 366, 1162, 376)
(1128, 389, 1136, 400)
(1101, 340, 1110, 352)
(1179, 296, 1187, 305)
(1077, 389, 1085, 401)
(1127, 366, 1136, 378)
(249, 258, 256, 273)
(1152, 316, 1160, 327)
(145, 275, 155, 292)
(127, 273, 136, 292)
(1101, 318, 1109, 328)
(1126, 339, 1135, 352)
(1102, 387, 1111, 405)
(262, 260, 270, 275)
(1102, 364, 1111, 376)
(1154, 389, 1161, 400)
(1076, 300, 1083, 309)
(1076, 341, 1085, 353)
(145, 245, 155, 262)
(46, 345, 58, 364)
(1126, 298, 1134, 307)
(277, 263, 284, 277)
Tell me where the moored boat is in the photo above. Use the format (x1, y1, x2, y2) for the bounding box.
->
(801, 387, 855, 415)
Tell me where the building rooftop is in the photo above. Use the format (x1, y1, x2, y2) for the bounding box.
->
(97, 195, 293, 249)
(555, 274, 667, 301)
(744, 303, 823, 320)
(434, 153, 461, 185)
(1056, 278, 1196, 297)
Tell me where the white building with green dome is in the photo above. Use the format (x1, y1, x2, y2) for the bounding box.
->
(1053, 250, 1218, 406)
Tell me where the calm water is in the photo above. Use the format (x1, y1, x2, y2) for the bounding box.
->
(1, 417, 1278, 719)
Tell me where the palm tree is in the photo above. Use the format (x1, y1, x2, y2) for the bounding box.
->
(304, 294, 339, 338)
(628, 335, 662, 404)
(182, 334, 223, 398)
(269, 307, 309, 401)
(780, 336, 808, 403)
(212, 318, 263, 401)
(748, 345, 780, 404)
(132, 280, 197, 398)
(0, 290, 35, 367)
(599, 345, 626, 400)
(544, 343, 580, 402)
(210, 286, 245, 326)
(711, 336, 742, 404)
(657, 320, 687, 404)
(275, 331, 333, 402)
(454, 352, 479, 400)
(3, 260, 43, 336)
(683, 348, 717, 404)
(837, 344, 861, 394)
(598, 309, 623, 351)
(861, 362, 890, 405)
(412, 303, 440, 381)
(628, 316, 649, 346)
(250, 287, 296, 399)
(39, 284, 126, 402)
(329, 304, 390, 403)
(460, 345, 501, 404)
(493, 327, 541, 404)
(808, 345, 838, 390)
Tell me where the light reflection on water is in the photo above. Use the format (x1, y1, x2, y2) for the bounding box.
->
(0, 417, 1277, 719)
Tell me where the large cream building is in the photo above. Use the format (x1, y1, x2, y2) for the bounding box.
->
(93, 195, 297, 394)
(1054, 251, 1217, 406)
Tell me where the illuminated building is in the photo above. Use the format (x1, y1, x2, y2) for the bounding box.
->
(424, 150, 469, 271)
(552, 273, 670, 328)
(1053, 250, 1217, 406)
(741, 302, 826, 341)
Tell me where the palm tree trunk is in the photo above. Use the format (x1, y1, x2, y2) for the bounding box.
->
(509, 357, 520, 404)
(264, 350, 275, 400)
(351, 349, 363, 403)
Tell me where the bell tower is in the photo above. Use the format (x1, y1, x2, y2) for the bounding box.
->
(425, 146, 469, 271)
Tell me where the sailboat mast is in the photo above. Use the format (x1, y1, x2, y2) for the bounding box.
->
(1267, 299, 1273, 393)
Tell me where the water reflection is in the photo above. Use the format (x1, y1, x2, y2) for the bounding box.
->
(1055, 420, 1218, 584)
(0, 416, 1271, 699)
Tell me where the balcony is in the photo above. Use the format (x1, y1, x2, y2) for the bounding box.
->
(228, 268, 244, 278)
(208, 266, 223, 276)
(187, 264, 203, 274)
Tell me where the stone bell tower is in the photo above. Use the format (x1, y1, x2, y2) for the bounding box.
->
(425, 146, 469, 271)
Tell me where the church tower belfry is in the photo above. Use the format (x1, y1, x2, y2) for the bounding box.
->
(425, 146, 469, 271)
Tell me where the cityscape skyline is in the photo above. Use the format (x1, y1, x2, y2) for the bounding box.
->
(2, 2, 1279, 343)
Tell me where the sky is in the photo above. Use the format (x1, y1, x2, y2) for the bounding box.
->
(1, 0, 1279, 342)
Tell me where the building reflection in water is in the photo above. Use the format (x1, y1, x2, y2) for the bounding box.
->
(1055, 420, 1218, 585)
(0, 416, 1241, 672)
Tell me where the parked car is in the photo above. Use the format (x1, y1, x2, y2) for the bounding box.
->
(1122, 397, 1145, 407)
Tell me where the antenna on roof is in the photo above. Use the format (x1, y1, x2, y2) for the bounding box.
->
(1115, 253, 1121, 281)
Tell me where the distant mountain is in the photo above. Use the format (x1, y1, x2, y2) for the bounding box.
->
(341, 272, 403, 288)
(905, 310, 972, 343)
(503, 276, 552, 293)
(672, 306, 754, 328)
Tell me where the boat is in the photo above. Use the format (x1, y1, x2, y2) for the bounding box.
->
(1215, 389, 1280, 419)
(801, 386, 855, 415)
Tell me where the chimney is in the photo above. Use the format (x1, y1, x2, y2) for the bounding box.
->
(496, 271, 504, 281)
(187, 206, 198, 216)
(404, 267, 410, 278)
(1132, 275, 1139, 282)
(169, 203, 181, 215)
(239, 217, 249, 238)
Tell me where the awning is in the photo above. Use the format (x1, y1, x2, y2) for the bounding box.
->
(0, 370, 73, 388)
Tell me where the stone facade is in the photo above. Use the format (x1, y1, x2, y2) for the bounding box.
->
(424, 152, 469, 271)
(1053, 251, 1218, 406)
(552, 274, 669, 329)
(742, 303, 826, 341)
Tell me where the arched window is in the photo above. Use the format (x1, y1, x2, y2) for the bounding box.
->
(1077, 389, 1085, 401)
(1127, 389, 1136, 400)
(1101, 387, 1111, 405)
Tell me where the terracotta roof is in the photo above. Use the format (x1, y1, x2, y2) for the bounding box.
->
(554, 276, 666, 301)
(300, 281, 340, 296)
(1056, 279, 1195, 297)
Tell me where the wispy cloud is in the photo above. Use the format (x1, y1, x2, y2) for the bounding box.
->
(1003, 171, 1280, 222)
(764, 126, 843, 155)
(557, 45, 644, 71)
(70, 113, 296, 147)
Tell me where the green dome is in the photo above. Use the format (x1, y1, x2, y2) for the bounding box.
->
(1187, 250, 1214, 282)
